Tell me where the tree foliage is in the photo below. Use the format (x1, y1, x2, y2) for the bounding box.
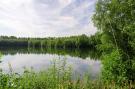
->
(93, 0, 135, 83)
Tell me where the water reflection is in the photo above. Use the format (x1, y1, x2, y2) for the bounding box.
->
(0, 47, 101, 79)
(0, 47, 101, 59)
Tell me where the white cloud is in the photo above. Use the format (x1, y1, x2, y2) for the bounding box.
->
(0, 0, 97, 37)
(59, 0, 72, 6)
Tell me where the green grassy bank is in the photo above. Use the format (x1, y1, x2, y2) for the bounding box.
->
(0, 60, 134, 89)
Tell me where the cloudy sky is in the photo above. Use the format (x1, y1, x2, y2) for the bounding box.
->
(0, 0, 97, 37)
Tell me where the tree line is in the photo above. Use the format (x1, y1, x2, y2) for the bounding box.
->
(0, 34, 101, 49)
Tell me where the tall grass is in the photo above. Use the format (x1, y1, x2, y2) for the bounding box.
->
(0, 59, 134, 89)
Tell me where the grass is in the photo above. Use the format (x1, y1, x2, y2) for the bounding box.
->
(0, 59, 134, 89)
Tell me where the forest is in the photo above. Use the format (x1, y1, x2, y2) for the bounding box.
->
(0, 33, 101, 49)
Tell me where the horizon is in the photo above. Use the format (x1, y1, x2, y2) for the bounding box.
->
(0, 34, 93, 39)
(0, 0, 97, 37)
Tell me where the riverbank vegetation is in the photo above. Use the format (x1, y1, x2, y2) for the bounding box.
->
(93, 0, 135, 84)
(0, 60, 134, 89)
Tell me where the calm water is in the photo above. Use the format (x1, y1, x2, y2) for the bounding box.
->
(0, 48, 101, 79)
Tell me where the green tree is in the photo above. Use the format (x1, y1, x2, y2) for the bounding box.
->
(93, 0, 135, 82)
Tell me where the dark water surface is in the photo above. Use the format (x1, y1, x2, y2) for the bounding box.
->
(0, 48, 101, 79)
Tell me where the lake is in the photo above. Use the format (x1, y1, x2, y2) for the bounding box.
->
(0, 47, 101, 79)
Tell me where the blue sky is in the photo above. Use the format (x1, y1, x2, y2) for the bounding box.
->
(0, 0, 97, 37)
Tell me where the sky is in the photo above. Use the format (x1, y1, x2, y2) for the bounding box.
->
(0, 0, 97, 37)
